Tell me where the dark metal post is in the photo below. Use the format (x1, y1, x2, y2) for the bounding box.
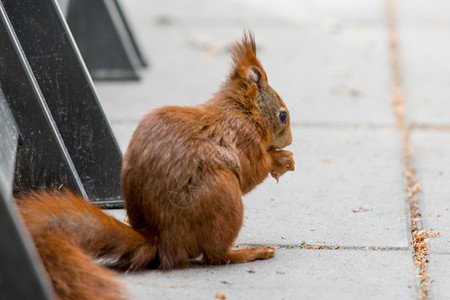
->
(67, 0, 147, 80)
(2, 0, 124, 206)
(0, 89, 56, 300)
(0, 1, 88, 197)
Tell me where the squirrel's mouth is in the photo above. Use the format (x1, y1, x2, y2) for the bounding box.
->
(267, 145, 282, 152)
(267, 138, 292, 152)
(267, 128, 293, 152)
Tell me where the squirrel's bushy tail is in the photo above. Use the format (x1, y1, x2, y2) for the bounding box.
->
(16, 190, 156, 300)
(36, 231, 127, 300)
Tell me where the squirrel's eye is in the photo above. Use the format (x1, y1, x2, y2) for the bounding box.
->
(279, 111, 288, 123)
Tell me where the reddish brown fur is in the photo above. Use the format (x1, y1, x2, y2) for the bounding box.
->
(121, 31, 294, 270)
(16, 31, 294, 300)
(16, 190, 155, 300)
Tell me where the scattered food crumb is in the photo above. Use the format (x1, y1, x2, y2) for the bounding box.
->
(215, 293, 226, 299)
(300, 241, 306, 245)
(407, 183, 422, 197)
(405, 169, 415, 181)
(170, 285, 177, 289)
(352, 205, 373, 213)
(363, 247, 370, 251)
(276, 270, 286, 275)
(123, 216, 129, 224)
(392, 90, 405, 126)
(335, 244, 340, 249)
(247, 269, 255, 274)
(411, 216, 440, 297)
(322, 157, 332, 163)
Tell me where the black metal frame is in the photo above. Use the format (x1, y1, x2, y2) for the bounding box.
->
(2, 0, 124, 206)
(0, 65, 56, 300)
(67, 0, 147, 80)
(0, 0, 146, 296)
(0, 2, 87, 199)
(0, 190, 56, 300)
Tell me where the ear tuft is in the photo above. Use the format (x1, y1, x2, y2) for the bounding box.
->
(242, 30, 256, 53)
(230, 31, 257, 67)
(228, 30, 267, 84)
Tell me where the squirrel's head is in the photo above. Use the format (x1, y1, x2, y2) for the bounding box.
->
(228, 31, 292, 151)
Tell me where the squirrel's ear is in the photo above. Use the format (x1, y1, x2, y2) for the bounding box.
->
(246, 66, 262, 85)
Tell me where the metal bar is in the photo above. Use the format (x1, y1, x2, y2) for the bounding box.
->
(67, 0, 146, 80)
(112, 0, 148, 67)
(0, 89, 18, 199)
(0, 89, 56, 300)
(56, 0, 70, 17)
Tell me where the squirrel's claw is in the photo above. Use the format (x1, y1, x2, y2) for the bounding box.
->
(269, 150, 295, 183)
(270, 172, 281, 183)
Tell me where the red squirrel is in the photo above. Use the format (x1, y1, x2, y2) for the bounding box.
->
(16, 31, 294, 300)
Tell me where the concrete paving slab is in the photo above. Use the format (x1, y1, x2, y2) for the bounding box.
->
(97, 24, 395, 128)
(397, 27, 450, 127)
(428, 253, 450, 300)
(119, 248, 417, 300)
(96, 0, 395, 135)
(95, 0, 450, 299)
(121, 0, 384, 25)
(255, 27, 394, 127)
(396, 0, 450, 27)
(238, 126, 409, 248)
(108, 120, 138, 152)
(106, 126, 410, 249)
(396, 0, 450, 127)
(410, 130, 450, 253)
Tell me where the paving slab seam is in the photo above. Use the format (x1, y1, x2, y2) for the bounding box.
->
(291, 122, 397, 129)
(427, 252, 450, 256)
(408, 125, 450, 132)
(403, 130, 440, 299)
(237, 244, 409, 252)
(385, 0, 440, 298)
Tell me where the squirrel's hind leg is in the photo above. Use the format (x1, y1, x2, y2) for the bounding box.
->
(204, 246, 276, 265)
(195, 170, 276, 265)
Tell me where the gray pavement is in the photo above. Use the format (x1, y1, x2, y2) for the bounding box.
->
(98, 0, 450, 299)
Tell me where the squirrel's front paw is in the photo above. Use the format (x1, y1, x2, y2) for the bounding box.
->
(269, 150, 295, 183)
